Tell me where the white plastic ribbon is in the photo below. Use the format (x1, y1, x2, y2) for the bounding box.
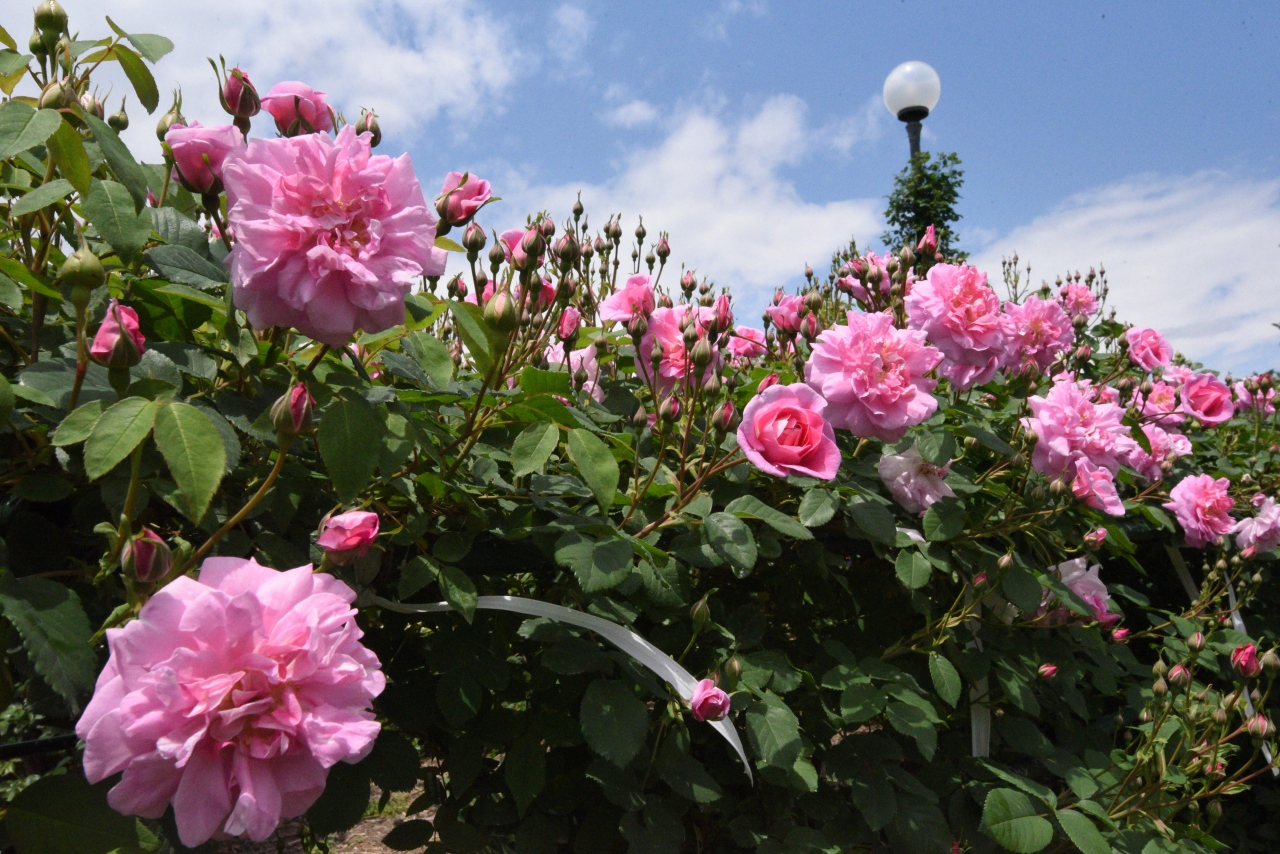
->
(372, 594, 752, 781)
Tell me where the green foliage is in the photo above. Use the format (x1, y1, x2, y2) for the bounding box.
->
(882, 151, 965, 258)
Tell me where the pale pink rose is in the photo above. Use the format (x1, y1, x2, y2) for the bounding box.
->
(1021, 379, 1137, 481)
(1127, 424, 1191, 482)
(436, 171, 491, 228)
(864, 251, 894, 294)
(76, 558, 384, 847)
(599, 274, 656, 323)
(905, 263, 1006, 389)
(260, 81, 333, 135)
(545, 341, 604, 402)
(727, 326, 766, 362)
(1180, 373, 1234, 425)
(805, 311, 941, 442)
(736, 383, 841, 480)
(1125, 327, 1172, 371)
(1163, 365, 1193, 387)
(165, 122, 244, 195)
(1232, 495, 1280, 554)
(1234, 380, 1276, 416)
(222, 127, 447, 346)
(1135, 381, 1184, 427)
(766, 294, 804, 335)
(1071, 459, 1125, 516)
(1040, 558, 1121, 626)
(1058, 283, 1097, 318)
(637, 305, 719, 393)
(1000, 295, 1074, 374)
(1164, 474, 1235, 548)
(317, 510, 380, 565)
(90, 300, 145, 369)
(877, 445, 955, 515)
(689, 679, 731, 722)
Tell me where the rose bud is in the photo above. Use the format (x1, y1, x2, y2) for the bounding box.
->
(79, 91, 104, 119)
(59, 244, 106, 307)
(1168, 664, 1192, 688)
(724, 654, 744, 683)
(121, 528, 173, 584)
(757, 373, 779, 394)
(655, 235, 670, 260)
(917, 224, 938, 256)
(261, 81, 333, 136)
(29, 28, 48, 62)
(1188, 632, 1206, 653)
(690, 597, 710, 632)
(555, 233, 580, 268)
(165, 122, 244, 196)
(690, 337, 713, 370)
(484, 287, 518, 332)
(1084, 527, 1107, 547)
(714, 294, 733, 334)
(689, 678, 731, 722)
(1262, 649, 1280, 675)
(317, 510, 380, 566)
(1038, 663, 1058, 680)
(90, 300, 145, 370)
(156, 91, 185, 143)
(37, 77, 70, 109)
(632, 403, 649, 430)
(514, 226, 545, 269)
(711, 400, 735, 433)
(108, 98, 129, 132)
(435, 172, 492, 232)
(1247, 714, 1272, 740)
(659, 395, 681, 424)
(1232, 643, 1262, 678)
(972, 573, 989, 587)
(1152, 677, 1168, 697)
(681, 270, 697, 294)
(627, 311, 649, 340)
(214, 64, 261, 132)
(271, 384, 315, 439)
(558, 307, 581, 345)
(462, 221, 487, 255)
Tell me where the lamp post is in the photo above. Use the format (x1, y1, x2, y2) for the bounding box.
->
(883, 61, 941, 158)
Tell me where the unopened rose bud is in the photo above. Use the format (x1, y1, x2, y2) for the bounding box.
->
(1112, 627, 1130, 642)
(1168, 664, 1192, 688)
(712, 400, 735, 432)
(1038, 663, 1058, 680)
(1262, 649, 1280, 674)
(1188, 632, 1206, 653)
(713, 295, 733, 334)
(29, 28, 47, 61)
(916, 224, 938, 256)
(626, 312, 649, 341)
(1049, 477, 1068, 496)
(1076, 345, 1091, 360)
(757, 373, 779, 394)
(354, 110, 381, 147)
(702, 372, 721, 396)
(462, 222, 487, 255)
(79, 90, 104, 119)
(59, 244, 106, 305)
(1232, 643, 1262, 678)
(972, 573, 988, 586)
(803, 289, 823, 313)
(724, 654, 743, 683)
(1248, 714, 1272, 740)
(801, 313, 819, 341)
(89, 300, 145, 370)
(1084, 527, 1107, 547)
(690, 337, 713, 370)
(107, 98, 129, 131)
(632, 403, 648, 430)
(1213, 707, 1228, 726)
(317, 510, 380, 566)
(558, 307, 581, 345)
(517, 227, 545, 269)
(219, 66, 261, 123)
(659, 395, 681, 424)
(271, 383, 315, 439)
(1152, 660, 1168, 678)
(121, 528, 173, 584)
(690, 597, 710, 632)
(998, 553, 1013, 569)
(681, 270, 697, 294)
(1152, 677, 1168, 697)
(634, 220, 646, 242)
(657, 293, 673, 308)
(156, 92, 184, 143)
(485, 287, 518, 332)
(37, 77, 70, 109)
(655, 235, 670, 260)
(555, 233, 580, 268)
(34, 0, 67, 36)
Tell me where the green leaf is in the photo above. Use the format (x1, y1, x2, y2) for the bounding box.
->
(440, 565, 478, 623)
(798, 487, 839, 527)
(0, 257, 60, 301)
(1003, 565, 1044, 613)
(620, 802, 685, 854)
(398, 555, 440, 599)
(123, 32, 174, 63)
(895, 550, 932, 589)
(511, 421, 559, 477)
(6, 773, 151, 854)
(153, 402, 227, 522)
(982, 789, 1054, 854)
(567, 427, 618, 512)
(46, 118, 91, 196)
(10, 177, 73, 217)
(916, 430, 955, 465)
(705, 512, 758, 574)
(504, 734, 547, 817)
(145, 244, 229, 287)
(435, 235, 466, 252)
(84, 397, 158, 481)
(965, 422, 1016, 456)
(14, 472, 72, 503)
(929, 653, 961, 706)
(403, 330, 454, 387)
(922, 498, 965, 541)
(0, 272, 20, 307)
(0, 576, 95, 715)
(581, 679, 648, 767)
(1055, 810, 1112, 854)
(0, 372, 13, 420)
(111, 44, 158, 113)
(151, 208, 208, 254)
(382, 820, 435, 851)
(366, 730, 420, 792)
(83, 113, 149, 212)
(305, 759, 370, 837)
(0, 101, 62, 160)
(659, 748, 723, 804)
(887, 794, 952, 854)
(840, 683, 886, 723)
(51, 400, 106, 446)
(82, 179, 152, 259)
(555, 532, 633, 593)
(0, 27, 15, 50)
(436, 670, 483, 728)
(448, 299, 498, 375)
(318, 393, 385, 502)
(849, 498, 898, 544)
(155, 283, 227, 311)
(885, 701, 937, 760)
(723, 494, 812, 540)
(519, 365, 572, 397)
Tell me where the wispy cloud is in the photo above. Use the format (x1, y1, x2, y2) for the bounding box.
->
(703, 0, 767, 40)
(822, 95, 887, 153)
(972, 172, 1280, 373)
(547, 4, 594, 71)
(603, 100, 660, 128)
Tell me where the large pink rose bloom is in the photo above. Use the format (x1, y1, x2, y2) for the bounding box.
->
(727, 326, 766, 363)
(1070, 459, 1124, 516)
(1164, 474, 1235, 548)
(1125, 327, 1172, 371)
(1135, 380, 1183, 428)
(1058, 283, 1097, 318)
(805, 311, 941, 441)
(1180, 373, 1234, 425)
(222, 127, 447, 347)
(878, 444, 955, 515)
(637, 305, 719, 393)
(1021, 378, 1137, 481)
(905, 263, 1006, 389)
(1233, 495, 1280, 555)
(1000, 295, 1074, 374)
(1127, 423, 1192, 482)
(76, 558, 384, 847)
(165, 122, 244, 195)
(736, 383, 840, 480)
(260, 82, 334, 135)
(599, 273, 656, 323)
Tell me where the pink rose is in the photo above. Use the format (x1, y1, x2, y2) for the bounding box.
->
(766, 294, 804, 335)
(1163, 365, 1193, 386)
(220, 67, 260, 120)
(1234, 380, 1277, 416)
(1127, 423, 1191, 482)
(272, 383, 316, 437)
(1111, 627, 1130, 642)
(165, 122, 244, 195)
(727, 326, 766, 362)
(1233, 495, 1280, 554)
(260, 81, 334, 135)
(805, 311, 941, 441)
(599, 273, 656, 323)
(877, 444, 955, 515)
(121, 528, 172, 584)
(89, 300, 145, 369)
(1135, 381, 1184, 428)
(317, 510, 380, 565)
(222, 127, 447, 347)
(905, 263, 1006, 389)
(1038, 663, 1058, 680)
(1164, 474, 1234, 548)
(1000, 295, 1074, 374)
(436, 171, 491, 229)
(1042, 558, 1120, 626)
(1070, 459, 1125, 516)
(1232, 643, 1261, 678)
(545, 341, 604, 402)
(76, 558, 384, 847)
(917, 224, 938, 255)
(1125, 327, 1172, 371)
(689, 679, 731, 722)
(1021, 379, 1136, 481)
(737, 383, 841, 480)
(637, 305, 719, 394)
(1180, 373, 1234, 425)
(1058, 283, 1097, 318)
(1083, 527, 1107, 547)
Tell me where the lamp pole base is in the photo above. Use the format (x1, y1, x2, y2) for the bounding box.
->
(906, 121, 922, 157)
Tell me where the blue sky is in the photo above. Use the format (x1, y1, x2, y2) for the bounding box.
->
(63, 0, 1280, 372)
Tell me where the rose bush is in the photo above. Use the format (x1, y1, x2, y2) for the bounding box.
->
(0, 9, 1279, 854)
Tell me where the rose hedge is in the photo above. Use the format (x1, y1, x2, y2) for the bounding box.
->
(1, 8, 1279, 854)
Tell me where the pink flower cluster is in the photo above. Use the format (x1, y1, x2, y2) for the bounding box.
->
(1234, 378, 1277, 415)
(1164, 474, 1234, 548)
(1039, 558, 1121, 627)
(1059, 283, 1097, 318)
(1127, 423, 1192, 482)
(545, 341, 605, 402)
(637, 304, 719, 393)
(1135, 381, 1183, 427)
(727, 326, 767, 363)
(905, 263, 1005, 389)
(1022, 378, 1137, 484)
(878, 445, 955, 515)
(766, 294, 804, 336)
(1233, 494, 1280, 555)
(77, 558, 384, 847)
(736, 384, 840, 480)
(600, 274, 656, 323)
(1000, 295, 1075, 375)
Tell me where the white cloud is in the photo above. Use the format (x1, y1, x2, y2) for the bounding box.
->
(703, 0, 768, 40)
(57, 0, 517, 154)
(548, 4, 593, 68)
(822, 95, 887, 153)
(500, 96, 880, 320)
(972, 172, 1280, 373)
(603, 99, 659, 128)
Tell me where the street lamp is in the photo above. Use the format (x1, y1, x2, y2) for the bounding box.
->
(883, 61, 940, 158)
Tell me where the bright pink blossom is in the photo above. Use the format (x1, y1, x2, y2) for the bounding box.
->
(1058, 283, 1097, 318)
(878, 445, 955, 515)
(76, 558, 384, 847)
(1000, 295, 1074, 374)
(737, 384, 840, 480)
(1180, 373, 1234, 425)
(436, 171, 491, 228)
(689, 679, 731, 722)
(317, 511, 380, 565)
(165, 122, 244, 195)
(1234, 380, 1276, 416)
(1164, 365, 1193, 387)
(766, 295, 804, 335)
(804, 311, 941, 441)
(545, 341, 604, 402)
(599, 274, 656, 323)
(1021, 379, 1137, 481)
(222, 127, 447, 347)
(1233, 644, 1262, 678)
(1084, 527, 1107, 547)
(1041, 558, 1121, 626)
(90, 300, 145, 369)
(260, 82, 333, 135)
(1071, 459, 1125, 516)
(1233, 495, 1280, 554)
(1127, 424, 1192, 482)
(917, 224, 938, 255)
(1125, 327, 1172, 371)
(637, 305, 719, 393)
(905, 263, 1006, 389)
(727, 326, 766, 363)
(1164, 474, 1235, 548)
(1135, 381, 1184, 427)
